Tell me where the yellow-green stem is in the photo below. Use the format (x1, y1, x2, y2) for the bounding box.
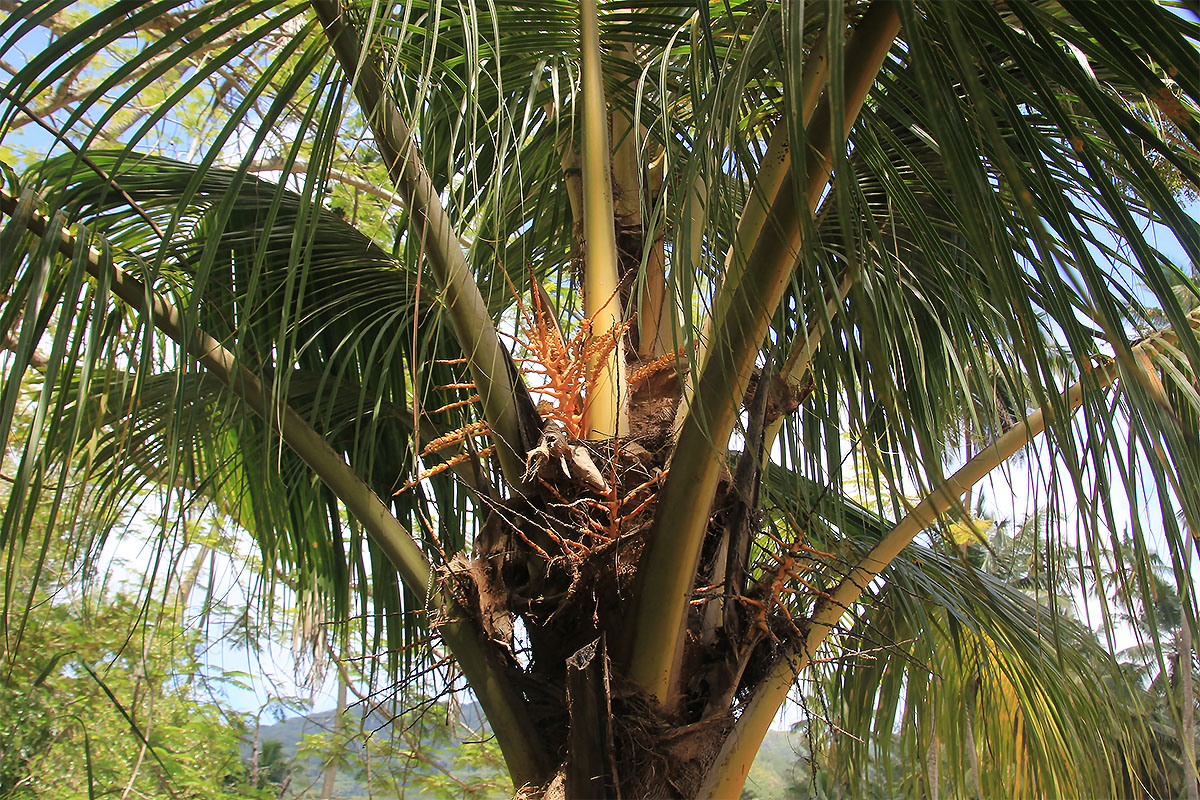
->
(760, 273, 856, 465)
(580, 0, 629, 439)
(639, 235, 670, 358)
(312, 0, 531, 485)
(696, 364, 1152, 799)
(626, 2, 901, 706)
(708, 25, 831, 330)
(611, 43, 643, 222)
(676, 24, 829, 436)
(638, 135, 674, 359)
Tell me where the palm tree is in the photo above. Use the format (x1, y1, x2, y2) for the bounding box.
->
(2, 0, 1199, 796)
(1103, 531, 1200, 800)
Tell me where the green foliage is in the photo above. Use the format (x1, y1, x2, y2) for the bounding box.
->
(0, 596, 264, 798)
(1102, 536, 1200, 799)
(0, 416, 268, 799)
(0, 686, 53, 797)
(258, 702, 510, 799)
(1, 0, 1199, 796)
(0, 553, 262, 799)
(239, 740, 296, 794)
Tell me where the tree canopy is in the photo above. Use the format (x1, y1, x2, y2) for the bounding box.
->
(1, 0, 1199, 797)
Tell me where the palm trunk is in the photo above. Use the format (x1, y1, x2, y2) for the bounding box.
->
(564, 638, 618, 798)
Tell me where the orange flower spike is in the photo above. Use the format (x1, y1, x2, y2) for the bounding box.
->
(797, 542, 838, 561)
(431, 395, 482, 414)
(617, 492, 659, 527)
(628, 346, 685, 386)
(420, 420, 490, 456)
(538, 478, 575, 507)
(512, 528, 553, 561)
(394, 446, 495, 494)
(587, 518, 614, 541)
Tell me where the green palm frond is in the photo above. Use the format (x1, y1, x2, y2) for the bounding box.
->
(0, 185, 549, 781)
(831, 521, 1146, 799)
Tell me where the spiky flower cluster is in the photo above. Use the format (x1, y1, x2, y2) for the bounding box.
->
(508, 281, 631, 438)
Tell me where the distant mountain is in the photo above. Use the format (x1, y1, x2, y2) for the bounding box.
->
(248, 706, 806, 799)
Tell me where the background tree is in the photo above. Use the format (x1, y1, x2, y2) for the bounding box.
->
(0, 457, 268, 798)
(1101, 532, 1200, 800)
(2, 0, 1199, 797)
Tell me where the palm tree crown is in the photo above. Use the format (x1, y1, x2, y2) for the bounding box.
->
(1, 0, 1198, 796)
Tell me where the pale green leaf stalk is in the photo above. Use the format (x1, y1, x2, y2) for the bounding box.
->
(311, 0, 533, 485)
(697, 314, 1200, 798)
(680, 25, 831, 419)
(627, 1, 902, 706)
(580, 0, 629, 439)
(760, 273, 856, 464)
